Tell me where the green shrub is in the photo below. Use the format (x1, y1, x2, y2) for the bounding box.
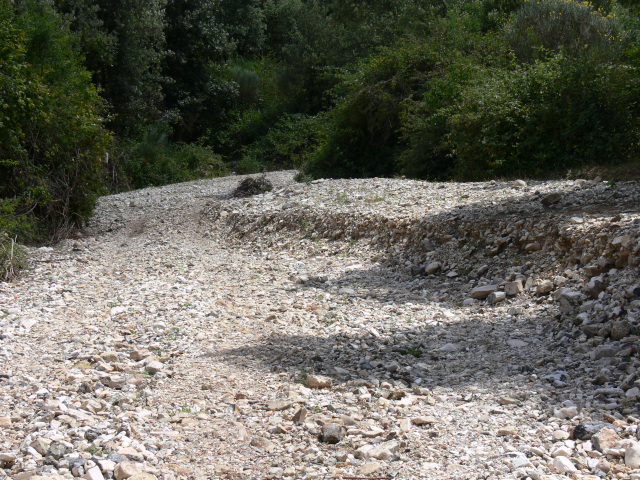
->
(237, 113, 327, 173)
(506, 0, 624, 62)
(0, 1, 111, 241)
(302, 38, 441, 178)
(447, 53, 639, 179)
(398, 56, 482, 179)
(115, 124, 227, 189)
(480, 0, 526, 30)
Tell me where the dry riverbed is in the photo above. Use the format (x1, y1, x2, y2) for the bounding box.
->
(2, 171, 640, 480)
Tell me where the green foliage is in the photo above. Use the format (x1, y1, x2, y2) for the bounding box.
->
(0, 0, 111, 241)
(506, 0, 624, 62)
(163, 0, 236, 142)
(217, 0, 265, 56)
(447, 53, 639, 179)
(302, 39, 441, 178)
(479, 0, 525, 30)
(51, 0, 117, 77)
(236, 113, 327, 174)
(55, 0, 167, 136)
(117, 125, 227, 189)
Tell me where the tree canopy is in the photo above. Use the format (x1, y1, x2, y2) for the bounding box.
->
(1, 0, 639, 244)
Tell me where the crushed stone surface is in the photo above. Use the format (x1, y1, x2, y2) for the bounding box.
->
(2, 171, 640, 480)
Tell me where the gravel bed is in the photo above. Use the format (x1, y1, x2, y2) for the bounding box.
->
(1, 171, 640, 480)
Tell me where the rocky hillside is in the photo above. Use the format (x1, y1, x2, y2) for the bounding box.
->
(1, 171, 640, 480)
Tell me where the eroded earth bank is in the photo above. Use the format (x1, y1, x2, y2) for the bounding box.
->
(2, 171, 640, 480)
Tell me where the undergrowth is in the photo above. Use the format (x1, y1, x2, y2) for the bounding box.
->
(0, 232, 25, 281)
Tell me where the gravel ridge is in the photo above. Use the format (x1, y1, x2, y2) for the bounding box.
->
(2, 171, 640, 480)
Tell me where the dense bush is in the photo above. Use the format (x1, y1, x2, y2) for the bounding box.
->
(506, 0, 625, 62)
(302, 39, 441, 178)
(0, 0, 111, 242)
(235, 113, 327, 174)
(116, 125, 228, 189)
(447, 54, 639, 179)
(298, 0, 640, 181)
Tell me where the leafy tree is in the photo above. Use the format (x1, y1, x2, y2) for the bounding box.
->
(1, 0, 111, 240)
(54, 0, 167, 136)
(217, 0, 265, 56)
(163, 0, 235, 142)
(53, 0, 116, 78)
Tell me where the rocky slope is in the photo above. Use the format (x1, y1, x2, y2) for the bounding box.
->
(1, 171, 640, 480)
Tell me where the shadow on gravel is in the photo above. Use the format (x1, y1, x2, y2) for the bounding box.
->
(218, 311, 568, 391)
(218, 180, 637, 397)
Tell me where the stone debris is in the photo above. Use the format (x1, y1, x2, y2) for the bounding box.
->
(2, 171, 640, 479)
(320, 423, 344, 444)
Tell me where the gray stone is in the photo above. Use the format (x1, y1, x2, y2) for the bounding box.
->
(48, 441, 68, 460)
(424, 262, 441, 274)
(505, 281, 523, 296)
(107, 453, 128, 464)
(268, 399, 293, 411)
(360, 462, 383, 475)
(592, 427, 621, 452)
(292, 407, 308, 424)
(250, 437, 276, 452)
(470, 285, 498, 300)
(83, 466, 106, 480)
(553, 406, 578, 419)
(541, 192, 562, 206)
(369, 440, 400, 461)
(487, 291, 506, 304)
(103, 375, 126, 389)
(412, 416, 437, 425)
(627, 442, 640, 468)
(439, 343, 457, 352)
(611, 320, 631, 340)
(592, 345, 617, 360)
(536, 280, 554, 294)
(573, 421, 609, 440)
(307, 374, 332, 389)
(320, 423, 344, 444)
(145, 361, 163, 375)
(586, 276, 606, 299)
(114, 461, 142, 480)
(552, 456, 577, 473)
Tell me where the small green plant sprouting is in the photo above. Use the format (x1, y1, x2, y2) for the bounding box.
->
(107, 302, 121, 308)
(313, 406, 321, 413)
(85, 446, 103, 455)
(300, 218, 313, 238)
(295, 172, 314, 184)
(142, 369, 154, 376)
(366, 194, 385, 203)
(178, 302, 193, 309)
(323, 312, 339, 326)
(151, 346, 164, 355)
(401, 345, 423, 358)
(299, 366, 314, 386)
(180, 402, 191, 413)
(336, 191, 350, 205)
